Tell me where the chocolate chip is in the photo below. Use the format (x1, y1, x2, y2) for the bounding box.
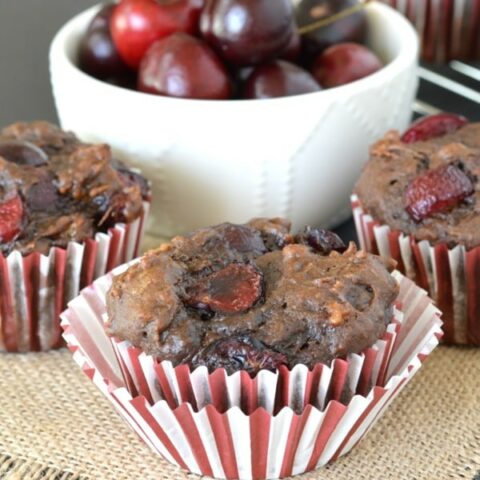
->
(295, 226, 346, 255)
(26, 177, 69, 214)
(0, 141, 48, 167)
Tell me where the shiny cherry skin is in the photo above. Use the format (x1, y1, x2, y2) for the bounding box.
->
(311, 42, 382, 88)
(243, 60, 321, 99)
(296, 0, 366, 60)
(88, 3, 115, 31)
(280, 30, 302, 63)
(200, 0, 295, 67)
(111, 0, 203, 69)
(79, 3, 130, 80)
(166, 0, 205, 35)
(138, 33, 232, 99)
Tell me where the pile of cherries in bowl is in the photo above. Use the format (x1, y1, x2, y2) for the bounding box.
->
(79, 0, 384, 100)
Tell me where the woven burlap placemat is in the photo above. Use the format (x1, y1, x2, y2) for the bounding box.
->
(0, 346, 477, 480)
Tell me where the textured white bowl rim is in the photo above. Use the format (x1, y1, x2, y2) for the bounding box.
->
(50, 1, 419, 106)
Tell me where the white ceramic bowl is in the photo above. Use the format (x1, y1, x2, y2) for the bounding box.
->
(50, 2, 418, 239)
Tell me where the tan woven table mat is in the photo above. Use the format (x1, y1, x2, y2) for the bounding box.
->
(0, 347, 477, 480)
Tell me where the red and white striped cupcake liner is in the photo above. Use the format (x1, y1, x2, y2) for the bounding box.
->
(352, 194, 480, 345)
(61, 262, 442, 479)
(381, 0, 480, 62)
(0, 201, 149, 352)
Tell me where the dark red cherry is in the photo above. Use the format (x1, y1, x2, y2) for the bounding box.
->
(165, 0, 205, 36)
(200, 0, 295, 67)
(280, 30, 302, 63)
(311, 42, 382, 88)
(296, 0, 367, 60)
(243, 60, 321, 99)
(88, 3, 116, 32)
(138, 33, 232, 99)
(79, 3, 130, 81)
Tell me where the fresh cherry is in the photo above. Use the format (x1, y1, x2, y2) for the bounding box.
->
(186, 263, 263, 314)
(243, 60, 321, 99)
(200, 0, 295, 66)
(0, 194, 24, 244)
(79, 3, 130, 81)
(280, 30, 302, 63)
(296, 0, 367, 59)
(405, 164, 474, 222)
(138, 33, 232, 99)
(111, 0, 178, 70)
(88, 3, 116, 32)
(166, 0, 205, 36)
(401, 113, 469, 144)
(111, 0, 204, 69)
(0, 141, 48, 167)
(311, 42, 382, 88)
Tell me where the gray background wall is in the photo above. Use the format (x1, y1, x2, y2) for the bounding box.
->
(0, 1, 97, 126)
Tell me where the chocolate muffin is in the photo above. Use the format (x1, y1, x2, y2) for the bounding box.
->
(353, 113, 480, 345)
(354, 117, 479, 249)
(0, 121, 149, 256)
(107, 219, 398, 374)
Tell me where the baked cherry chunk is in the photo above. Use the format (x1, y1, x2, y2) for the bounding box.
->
(107, 219, 398, 375)
(354, 118, 480, 249)
(0, 122, 149, 256)
(405, 164, 474, 222)
(401, 113, 468, 144)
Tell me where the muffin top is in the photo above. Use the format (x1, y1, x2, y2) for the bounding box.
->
(107, 219, 398, 374)
(0, 121, 149, 256)
(354, 121, 480, 249)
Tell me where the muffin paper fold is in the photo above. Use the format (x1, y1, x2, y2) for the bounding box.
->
(61, 262, 442, 479)
(352, 194, 480, 345)
(0, 201, 149, 352)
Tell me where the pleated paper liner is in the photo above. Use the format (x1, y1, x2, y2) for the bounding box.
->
(0, 200, 149, 352)
(61, 263, 442, 479)
(352, 194, 480, 345)
(380, 0, 480, 62)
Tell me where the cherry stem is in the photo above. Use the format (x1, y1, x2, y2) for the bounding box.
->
(297, 0, 372, 36)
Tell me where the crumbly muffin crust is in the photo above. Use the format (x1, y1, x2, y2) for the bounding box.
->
(0, 121, 149, 255)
